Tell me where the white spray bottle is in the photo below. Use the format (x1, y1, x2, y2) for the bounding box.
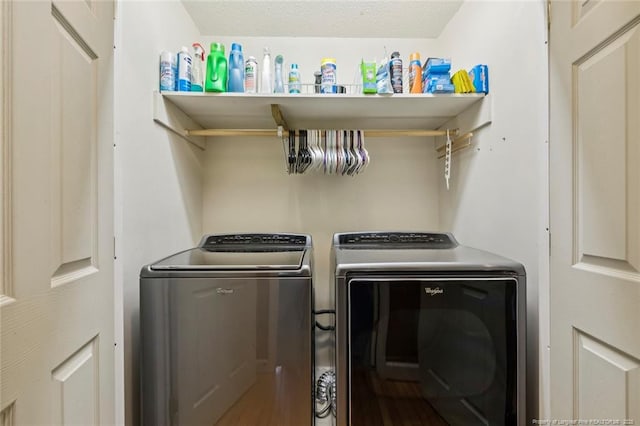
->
(191, 43, 205, 92)
(261, 47, 272, 94)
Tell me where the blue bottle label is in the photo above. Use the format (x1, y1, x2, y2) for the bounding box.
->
(288, 71, 301, 93)
(321, 62, 337, 93)
(177, 52, 192, 92)
(159, 61, 174, 91)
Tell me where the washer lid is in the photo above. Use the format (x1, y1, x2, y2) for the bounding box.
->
(150, 248, 306, 270)
(150, 233, 310, 271)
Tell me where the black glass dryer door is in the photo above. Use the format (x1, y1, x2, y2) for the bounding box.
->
(347, 278, 518, 426)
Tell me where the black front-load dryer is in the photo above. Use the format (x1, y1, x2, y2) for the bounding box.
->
(331, 231, 526, 426)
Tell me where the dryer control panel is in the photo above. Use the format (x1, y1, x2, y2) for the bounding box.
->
(336, 232, 457, 249)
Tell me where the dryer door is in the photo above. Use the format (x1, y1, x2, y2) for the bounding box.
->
(347, 277, 519, 426)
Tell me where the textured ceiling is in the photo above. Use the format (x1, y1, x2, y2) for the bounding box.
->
(181, 1, 464, 38)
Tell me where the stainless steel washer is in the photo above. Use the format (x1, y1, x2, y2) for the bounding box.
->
(140, 233, 314, 426)
(331, 232, 526, 426)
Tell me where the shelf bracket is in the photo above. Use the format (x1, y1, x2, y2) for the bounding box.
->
(270, 104, 289, 132)
(153, 92, 206, 150)
(435, 93, 492, 158)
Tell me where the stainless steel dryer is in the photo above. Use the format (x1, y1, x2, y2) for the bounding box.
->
(140, 233, 314, 426)
(331, 232, 526, 426)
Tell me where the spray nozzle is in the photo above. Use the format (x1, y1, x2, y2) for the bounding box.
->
(192, 42, 205, 60)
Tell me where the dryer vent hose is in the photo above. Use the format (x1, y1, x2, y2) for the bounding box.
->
(315, 370, 337, 418)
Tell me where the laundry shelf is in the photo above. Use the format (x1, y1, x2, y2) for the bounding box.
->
(153, 90, 491, 156)
(157, 91, 485, 131)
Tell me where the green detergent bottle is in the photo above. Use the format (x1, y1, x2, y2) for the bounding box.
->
(205, 43, 227, 92)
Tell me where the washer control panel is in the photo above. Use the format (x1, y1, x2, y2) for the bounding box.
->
(202, 233, 308, 249)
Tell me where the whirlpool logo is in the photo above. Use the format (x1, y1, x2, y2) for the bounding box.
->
(424, 287, 444, 296)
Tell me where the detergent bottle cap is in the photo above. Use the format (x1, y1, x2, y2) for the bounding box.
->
(210, 42, 225, 54)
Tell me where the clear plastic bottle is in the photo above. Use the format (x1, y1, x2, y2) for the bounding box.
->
(260, 47, 272, 94)
(190, 43, 204, 92)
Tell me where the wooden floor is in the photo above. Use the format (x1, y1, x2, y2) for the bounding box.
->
(215, 371, 310, 426)
(214, 368, 447, 426)
(351, 369, 448, 425)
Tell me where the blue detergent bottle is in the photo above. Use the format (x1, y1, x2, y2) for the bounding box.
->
(228, 43, 244, 92)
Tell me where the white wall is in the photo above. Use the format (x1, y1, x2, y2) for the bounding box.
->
(435, 0, 548, 421)
(114, 2, 202, 425)
(198, 36, 444, 367)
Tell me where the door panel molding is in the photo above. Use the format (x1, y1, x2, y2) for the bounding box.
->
(572, 0, 601, 27)
(0, 402, 15, 426)
(49, 3, 100, 287)
(575, 255, 640, 283)
(51, 337, 100, 425)
(571, 13, 640, 65)
(0, 0, 13, 304)
(51, 4, 97, 60)
(573, 328, 640, 419)
(51, 258, 98, 288)
(571, 20, 640, 281)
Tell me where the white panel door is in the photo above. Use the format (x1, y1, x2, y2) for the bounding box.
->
(1, 0, 115, 424)
(550, 0, 640, 422)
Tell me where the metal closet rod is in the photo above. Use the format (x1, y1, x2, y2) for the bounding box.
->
(185, 128, 458, 138)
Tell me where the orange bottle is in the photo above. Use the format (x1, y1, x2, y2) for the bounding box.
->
(409, 52, 422, 94)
